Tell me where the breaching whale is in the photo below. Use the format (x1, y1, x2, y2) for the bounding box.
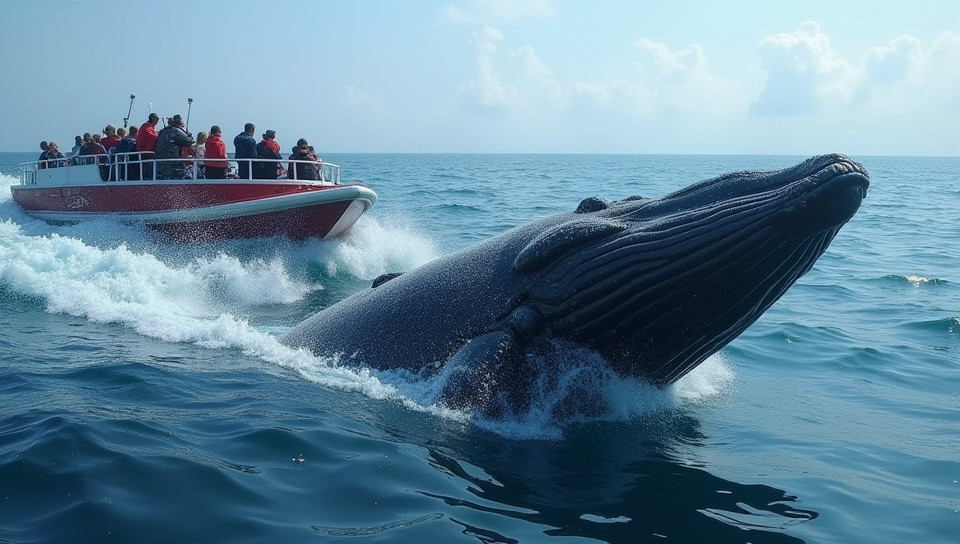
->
(283, 154, 869, 415)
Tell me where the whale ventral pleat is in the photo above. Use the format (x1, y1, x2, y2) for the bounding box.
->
(513, 218, 626, 274)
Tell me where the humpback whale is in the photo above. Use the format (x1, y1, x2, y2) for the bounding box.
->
(284, 154, 869, 415)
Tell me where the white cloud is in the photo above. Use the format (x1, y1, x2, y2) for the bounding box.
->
(749, 23, 960, 118)
(926, 31, 960, 111)
(628, 38, 743, 114)
(750, 21, 859, 116)
(509, 45, 564, 107)
(460, 26, 520, 111)
(457, 26, 741, 120)
(863, 35, 922, 85)
(860, 30, 960, 113)
(446, 16, 957, 154)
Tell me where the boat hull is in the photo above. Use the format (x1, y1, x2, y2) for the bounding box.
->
(11, 181, 377, 241)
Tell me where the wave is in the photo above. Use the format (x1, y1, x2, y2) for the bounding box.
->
(901, 316, 960, 336)
(880, 274, 950, 286)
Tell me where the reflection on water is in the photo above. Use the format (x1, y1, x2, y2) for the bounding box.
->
(392, 411, 817, 543)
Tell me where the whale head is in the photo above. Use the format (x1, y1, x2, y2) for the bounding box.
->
(515, 153, 869, 385)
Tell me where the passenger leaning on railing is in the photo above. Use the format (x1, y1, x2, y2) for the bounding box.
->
(77, 133, 108, 179)
(70, 135, 82, 158)
(37, 141, 48, 168)
(155, 114, 195, 180)
(111, 126, 138, 180)
(135, 113, 160, 179)
(38, 141, 66, 169)
(204, 125, 229, 179)
(234, 123, 257, 180)
(101, 124, 120, 151)
(78, 133, 106, 163)
(255, 130, 283, 180)
(190, 131, 207, 178)
(290, 139, 320, 180)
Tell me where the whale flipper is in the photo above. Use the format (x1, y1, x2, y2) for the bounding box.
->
(438, 306, 543, 415)
(513, 218, 626, 273)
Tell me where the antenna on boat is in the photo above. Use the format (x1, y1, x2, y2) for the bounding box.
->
(123, 94, 136, 128)
(185, 98, 194, 133)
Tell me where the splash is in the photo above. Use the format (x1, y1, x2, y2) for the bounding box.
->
(373, 342, 734, 440)
(0, 204, 438, 402)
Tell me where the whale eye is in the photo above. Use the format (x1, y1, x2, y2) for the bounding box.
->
(575, 196, 609, 213)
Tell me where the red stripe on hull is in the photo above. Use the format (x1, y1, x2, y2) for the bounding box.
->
(148, 200, 353, 241)
(11, 182, 334, 214)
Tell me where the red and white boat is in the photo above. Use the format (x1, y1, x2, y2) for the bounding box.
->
(11, 153, 377, 241)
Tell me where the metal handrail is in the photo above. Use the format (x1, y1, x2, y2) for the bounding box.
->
(18, 153, 340, 185)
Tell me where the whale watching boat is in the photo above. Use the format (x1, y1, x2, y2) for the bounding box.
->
(11, 152, 377, 241)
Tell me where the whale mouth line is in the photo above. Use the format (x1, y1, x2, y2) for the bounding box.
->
(810, 171, 870, 199)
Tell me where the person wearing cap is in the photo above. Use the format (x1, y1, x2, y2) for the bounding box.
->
(135, 113, 161, 179)
(254, 129, 282, 179)
(204, 125, 230, 179)
(234, 123, 257, 179)
(154, 114, 195, 180)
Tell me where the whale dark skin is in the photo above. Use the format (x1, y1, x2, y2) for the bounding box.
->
(283, 154, 869, 415)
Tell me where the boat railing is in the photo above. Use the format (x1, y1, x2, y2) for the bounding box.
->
(17, 153, 340, 186)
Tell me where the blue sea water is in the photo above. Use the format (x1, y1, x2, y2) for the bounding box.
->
(0, 152, 957, 543)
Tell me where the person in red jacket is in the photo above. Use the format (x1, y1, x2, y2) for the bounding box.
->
(204, 125, 230, 179)
(255, 129, 282, 179)
(133, 113, 160, 179)
(100, 124, 120, 150)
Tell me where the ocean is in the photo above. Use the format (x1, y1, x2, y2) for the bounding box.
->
(0, 152, 957, 543)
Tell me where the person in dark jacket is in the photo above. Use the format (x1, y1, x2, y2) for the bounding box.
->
(78, 132, 108, 179)
(112, 126, 138, 180)
(70, 135, 83, 158)
(39, 141, 66, 168)
(290, 138, 320, 180)
(233, 123, 257, 179)
(78, 133, 106, 162)
(155, 115, 195, 179)
(255, 129, 282, 180)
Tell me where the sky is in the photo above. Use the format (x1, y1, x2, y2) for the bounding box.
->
(1, 0, 957, 156)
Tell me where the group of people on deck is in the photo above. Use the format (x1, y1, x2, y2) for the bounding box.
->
(38, 125, 139, 169)
(38, 114, 323, 181)
(231, 122, 322, 181)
